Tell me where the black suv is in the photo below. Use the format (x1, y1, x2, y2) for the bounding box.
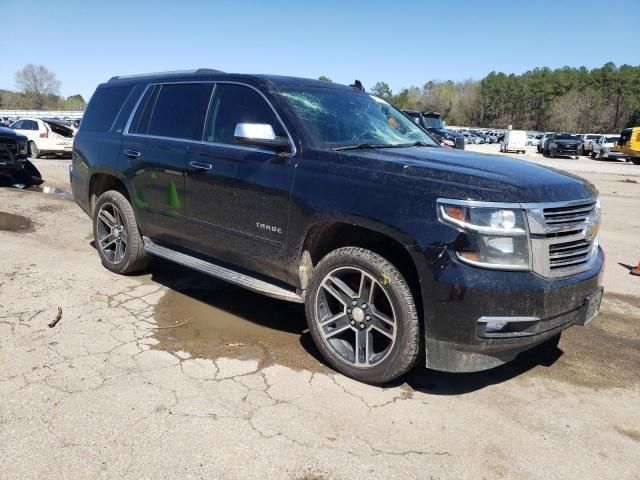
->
(544, 133, 581, 159)
(71, 70, 604, 384)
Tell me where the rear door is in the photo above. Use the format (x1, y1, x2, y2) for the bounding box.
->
(120, 82, 214, 245)
(184, 82, 297, 281)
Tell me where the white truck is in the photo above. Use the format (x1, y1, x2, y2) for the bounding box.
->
(590, 134, 627, 160)
(500, 129, 527, 153)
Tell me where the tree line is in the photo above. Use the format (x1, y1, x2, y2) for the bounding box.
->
(0, 64, 86, 111)
(367, 63, 640, 133)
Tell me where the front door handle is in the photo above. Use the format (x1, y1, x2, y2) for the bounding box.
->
(189, 160, 213, 171)
(124, 149, 140, 159)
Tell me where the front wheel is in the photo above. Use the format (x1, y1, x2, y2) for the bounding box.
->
(93, 190, 149, 274)
(306, 247, 420, 384)
(632, 158, 640, 165)
(590, 150, 596, 159)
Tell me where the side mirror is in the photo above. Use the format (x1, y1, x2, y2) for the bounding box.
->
(234, 123, 291, 152)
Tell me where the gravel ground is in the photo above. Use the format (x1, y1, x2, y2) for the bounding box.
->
(0, 153, 638, 479)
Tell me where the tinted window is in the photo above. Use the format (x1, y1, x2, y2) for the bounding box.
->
(11, 121, 23, 129)
(145, 83, 213, 140)
(204, 84, 285, 145)
(82, 85, 133, 132)
(129, 85, 160, 135)
(26, 120, 39, 130)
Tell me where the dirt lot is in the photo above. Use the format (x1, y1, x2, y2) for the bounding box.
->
(1, 153, 639, 479)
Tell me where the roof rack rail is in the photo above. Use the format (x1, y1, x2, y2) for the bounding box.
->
(108, 68, 225, 82)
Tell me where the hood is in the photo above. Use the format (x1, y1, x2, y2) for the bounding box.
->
(0, 127, 20, 139)
(340, 146, 596, 203)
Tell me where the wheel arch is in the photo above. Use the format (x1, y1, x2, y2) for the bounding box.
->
(88, 171, 131, 216)
(297, 218, 424, 320)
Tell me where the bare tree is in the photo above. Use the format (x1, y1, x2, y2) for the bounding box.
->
(15, 64, 61, 109)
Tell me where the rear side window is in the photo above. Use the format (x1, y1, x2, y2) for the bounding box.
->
(204, 84, 284, 145)
(26, 120, 39, 130)
(141, 83, 213, 140)
(128, 85, 161, 135)
(82, 85, 133, 132)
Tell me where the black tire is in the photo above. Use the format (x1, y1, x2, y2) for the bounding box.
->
(93, 190, 149, 274)
(590, 149, 596, 159)
(632, 158, 640, 165)
(29, 141, 40, 159)
(305, 247, 420, 384)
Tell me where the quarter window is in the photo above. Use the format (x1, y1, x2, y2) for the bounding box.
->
(204, 84, 285, 146)
(82, 85, 133, 132)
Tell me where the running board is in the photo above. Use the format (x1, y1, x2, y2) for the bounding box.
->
(143, 238, 304, 303)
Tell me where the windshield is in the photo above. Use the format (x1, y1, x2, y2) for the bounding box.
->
(605, 136, 619, 143)
(586, 134, 600, 139)
(279, 87, 438, 149)
(421, 115, 445, 129)
(555, 133, 580, 140)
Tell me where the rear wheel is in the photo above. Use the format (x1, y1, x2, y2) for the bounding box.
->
(306, 247, 420, 384)
(29, 141, 40, 159)
(93, 190, 149, 274)
(590, 149, 596, 159)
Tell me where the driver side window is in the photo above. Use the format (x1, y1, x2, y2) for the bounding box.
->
(204, 84, 285, 146)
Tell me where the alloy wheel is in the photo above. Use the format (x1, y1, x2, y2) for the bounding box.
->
(315, 267, 397, 368)
(96, 202, 127, 264)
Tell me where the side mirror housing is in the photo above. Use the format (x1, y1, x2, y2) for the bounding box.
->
(234, 123, 291, 152)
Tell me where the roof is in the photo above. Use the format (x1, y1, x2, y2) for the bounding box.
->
(105, 68, 360, 92)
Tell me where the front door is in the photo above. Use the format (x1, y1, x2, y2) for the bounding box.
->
(184, 83, 297, 281)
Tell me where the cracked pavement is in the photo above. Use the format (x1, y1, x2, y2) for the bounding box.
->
(1, 160, 639, 479)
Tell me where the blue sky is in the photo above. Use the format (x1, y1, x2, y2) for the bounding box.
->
(1, 0, 638, 102)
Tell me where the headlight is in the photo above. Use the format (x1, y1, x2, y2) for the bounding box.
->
(437, 199, 530, 270)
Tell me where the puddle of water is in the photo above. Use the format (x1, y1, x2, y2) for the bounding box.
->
(152, 268, 329, 372)
(24, 185, 72, 199)
(0, 211, 32, 232)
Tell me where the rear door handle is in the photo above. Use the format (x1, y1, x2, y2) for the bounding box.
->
(189, 160, 213, 171)
(124, 149, 140, 159)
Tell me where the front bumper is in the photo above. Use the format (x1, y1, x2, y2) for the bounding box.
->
(423, 247, 605, 372)
(603, 150, 628, 159)
(552, 147, 579, 156)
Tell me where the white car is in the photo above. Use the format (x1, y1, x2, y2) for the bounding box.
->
(580, 134, 600, 156)
(590, 134, 627, 160)
(10, 118, 74, 158)
(537, 132, 554, 153)
(500, 129, 527, 153)
(526, 135, 540, 146)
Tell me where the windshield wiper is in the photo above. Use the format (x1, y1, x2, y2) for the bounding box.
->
(332, 142, 434, 151)
(332, 143, 387, 151)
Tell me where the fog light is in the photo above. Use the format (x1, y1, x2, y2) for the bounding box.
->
(485, 321, 508, 333)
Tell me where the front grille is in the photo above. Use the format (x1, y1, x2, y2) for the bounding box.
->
(549, 238, 593, 270)
(543, 200, 597, 227)
(0, 136, 18, 156)
(527, 199, 600, 278)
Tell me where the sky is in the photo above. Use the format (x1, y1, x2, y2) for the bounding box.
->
(1, 0, 638, 102)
